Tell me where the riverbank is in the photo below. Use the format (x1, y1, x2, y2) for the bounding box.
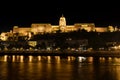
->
(0, 50, 120, 57)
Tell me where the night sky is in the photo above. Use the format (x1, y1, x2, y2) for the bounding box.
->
(0, 0, 120, 32)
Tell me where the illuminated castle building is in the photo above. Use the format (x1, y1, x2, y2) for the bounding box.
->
(12, 15, 96, 35)
(0, 15, 117, 41)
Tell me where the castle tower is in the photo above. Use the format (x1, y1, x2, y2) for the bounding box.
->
(59, 14, 66, 32)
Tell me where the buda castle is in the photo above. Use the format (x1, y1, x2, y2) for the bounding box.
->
(13, 15, 96, 35)
(0, 15, 117, 41)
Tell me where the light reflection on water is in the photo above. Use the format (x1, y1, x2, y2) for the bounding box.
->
(0, 55, 86, 63)
(0, 55, 120, 80)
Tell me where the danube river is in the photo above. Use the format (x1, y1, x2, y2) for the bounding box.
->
(0, 55, 120, 80)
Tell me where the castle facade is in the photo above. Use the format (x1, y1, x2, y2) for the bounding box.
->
(0, 15, 116, 41)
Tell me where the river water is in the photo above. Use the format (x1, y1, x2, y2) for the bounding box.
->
(0, 55, 120, 80)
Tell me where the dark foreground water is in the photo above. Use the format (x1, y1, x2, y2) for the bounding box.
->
(0, 55, 120, 80)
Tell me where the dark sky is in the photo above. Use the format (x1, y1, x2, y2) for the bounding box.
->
(0, 0, 120, 32)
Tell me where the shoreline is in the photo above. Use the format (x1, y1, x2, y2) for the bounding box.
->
(0, 50, 120, 57)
